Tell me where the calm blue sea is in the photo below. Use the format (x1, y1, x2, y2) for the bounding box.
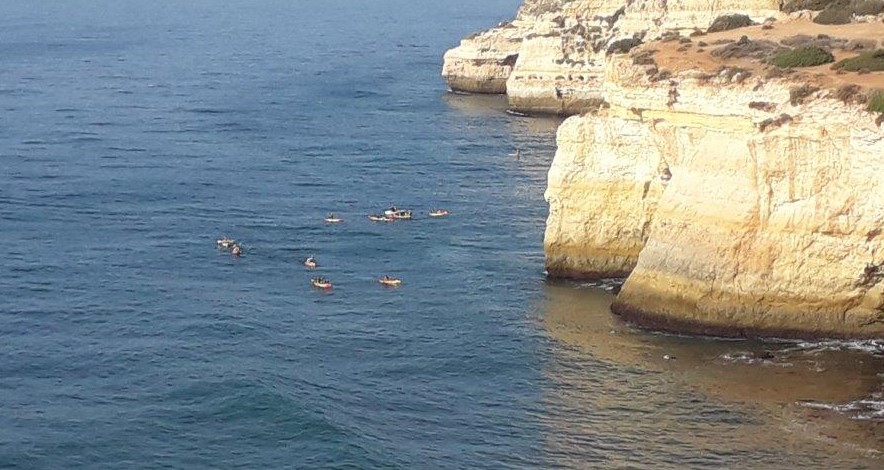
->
(1, 1, 881, 468)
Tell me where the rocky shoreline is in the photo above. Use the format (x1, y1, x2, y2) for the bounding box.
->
(444, 0, 884, 339)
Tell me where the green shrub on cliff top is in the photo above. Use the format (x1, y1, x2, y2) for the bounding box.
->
(706, 14, 754, 33)
(769, 46, 835, 68)
(833, 49, 884, 71)
(813, 0, 884, 25)
(853, 0, 884, 15)
(814, 4, 854, 24)
(782, 0, 837, 12)
(868, 91, 884, 113)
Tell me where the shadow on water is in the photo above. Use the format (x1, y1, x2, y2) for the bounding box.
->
(443, 92, 565, 137)
(538, 282, 883, 467)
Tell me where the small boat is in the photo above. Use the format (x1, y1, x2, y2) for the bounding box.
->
(304, 257, 317, 269)
(428, 209, 449, 218)
(389, 210, 412, 220)
(383, 206, 399, 217)
(324, 213, 343, 223)
(216, 237, 236, 249)
(231, 244, 242, 256)
(378, 275, 402, 286)
(311, 277, 333, 289)
(368, 214, 394, 222)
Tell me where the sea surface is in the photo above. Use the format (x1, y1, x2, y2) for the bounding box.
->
(1, 1, 881, 468)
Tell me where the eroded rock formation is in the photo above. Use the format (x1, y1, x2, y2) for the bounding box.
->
(545, 32, 884, 338)
(447, 1, 884, 338)
(442, 0, 783, 114)
(441, 0, 566, 94)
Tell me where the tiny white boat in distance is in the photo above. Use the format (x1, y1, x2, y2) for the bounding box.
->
(304, 257, 317, 269)
(378, 275, 402, 286)
(324, 213, 343, 223)
(389, 210, 412, 220)
(216, 237, 236, 249)
(428, 209, 449, 217)
(368, 214, 394, 222)
(311, 277, 333, 289)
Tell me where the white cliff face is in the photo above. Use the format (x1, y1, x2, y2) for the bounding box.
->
(504, 0, 784, 113)
(544, 112, 666, 277)
(441, 0, 567, 94)
(546, 53, 884, 338)
(441, 25, 524, 94)
(505, 24, 610, 114)
(617, 0, 784, 35)
(446, 1, 884, 338)
(614, 100, 884, 338)
(442, 0, 783, 103)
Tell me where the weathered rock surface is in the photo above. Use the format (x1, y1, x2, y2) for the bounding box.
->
(442, 0, 783, 111)
(450, 2, 884, 338)
(544, 111, 667, 278)
(441, 0, 567, 94)
(441, 24, 524, 94)
(546, 49, 884, 338)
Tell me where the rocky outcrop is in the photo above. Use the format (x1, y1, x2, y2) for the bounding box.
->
(441, 0, 566, 94)
(544, 110, 667, 278)
(442, 0, 783, 112)
(441, 24, 524, 94)
(447, 1, 884, 338)
(545, 48, 884, 338)
(506, 0, 784, 113)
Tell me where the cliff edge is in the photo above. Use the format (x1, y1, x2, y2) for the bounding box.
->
(442, 0, 783, 114)
(446, 1, 884, 338)
(547, 18, 884, 338)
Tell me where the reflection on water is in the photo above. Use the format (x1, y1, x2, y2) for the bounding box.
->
(539, 282, 883, 467)
(443, 92, 565, 137)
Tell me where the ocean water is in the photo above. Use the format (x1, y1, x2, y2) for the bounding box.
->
(0, 0, 881, 468)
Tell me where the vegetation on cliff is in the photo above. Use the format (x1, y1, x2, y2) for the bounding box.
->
(834, 49, 884, 71)
(607, 38, 642, 55)
(868, 90, 884, 112)
(770, 46, 835, 67)
(706, 14, 754, 33)
(782, 0, 837, 11)
(812, 0, 884, 25)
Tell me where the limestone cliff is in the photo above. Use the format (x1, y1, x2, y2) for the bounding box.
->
(544, 23, 884, 338)
(442, 0, 783, 114)
(506, 0, 783, 114)
(544, 110, 666, 277)
(441, 0, 564, 94)
(447, 1, 884, 338)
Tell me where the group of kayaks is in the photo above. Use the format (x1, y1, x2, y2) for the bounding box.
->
(218, 205, 449, 290)
(303, 256, 401, 289)
(324, 206, 450, 224)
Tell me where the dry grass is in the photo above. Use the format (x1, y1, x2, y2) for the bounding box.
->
(790, 84, 820, 105)
(637, 18, 884, 92)
(749, 101, 778, 112)
(833, 83, 869, 105)
(758, 114, 793, 132)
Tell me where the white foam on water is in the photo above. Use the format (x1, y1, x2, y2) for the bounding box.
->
(716, 351, 794, 367)
(778, 339, 884, 356)
(799, 392, 884, 421)
(577, 278, 624, 295)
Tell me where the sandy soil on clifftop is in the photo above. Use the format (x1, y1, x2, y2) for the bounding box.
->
(649, 19, 884, 90)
